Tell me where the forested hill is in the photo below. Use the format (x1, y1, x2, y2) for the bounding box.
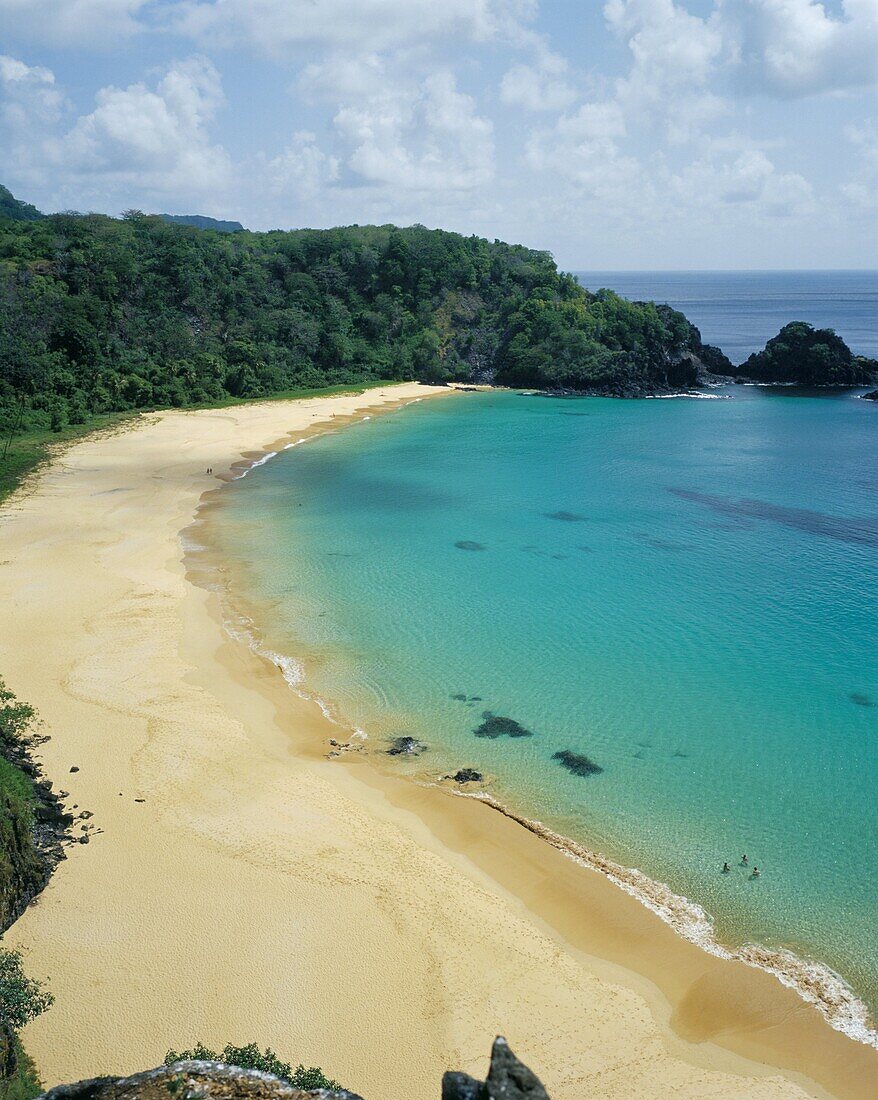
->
(0, 189, 731, 435)
(160, 213, 246, 233)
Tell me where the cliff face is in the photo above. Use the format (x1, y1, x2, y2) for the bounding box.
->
(38, 1039, 549, 1100)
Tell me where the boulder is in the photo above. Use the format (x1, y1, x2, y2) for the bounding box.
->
(442, 1037, 550, 1099)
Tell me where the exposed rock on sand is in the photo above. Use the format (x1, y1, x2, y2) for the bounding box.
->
(443, 1036, 549, 1099)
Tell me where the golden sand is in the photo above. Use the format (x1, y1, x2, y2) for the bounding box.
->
(1, 383, 876, 1099)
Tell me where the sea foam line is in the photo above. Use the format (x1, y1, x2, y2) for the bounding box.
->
(222, 613, 366, 738)
(645, 392, 730, 400)
(451, 790, 878, 1050)
(233, 450, 278, 479)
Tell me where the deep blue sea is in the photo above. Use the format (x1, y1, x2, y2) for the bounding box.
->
(209, 273, 878, 1044)
(575, 270, 878, 364)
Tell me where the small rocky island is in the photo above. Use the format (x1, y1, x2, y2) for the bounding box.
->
(738, 322, 878, 386)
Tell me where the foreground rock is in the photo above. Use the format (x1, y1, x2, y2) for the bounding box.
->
(39, 1039, 548, 1100)
(442, 1037, 549, 1099)
(40, 1061, 363, 1100)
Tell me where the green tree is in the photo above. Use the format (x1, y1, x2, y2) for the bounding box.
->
(0, 949, 52, 1033)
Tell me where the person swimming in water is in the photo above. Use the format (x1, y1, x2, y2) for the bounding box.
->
(722, 862, 730, 873)
(741, 854, 748, 865)
(752, 867, 760, 878)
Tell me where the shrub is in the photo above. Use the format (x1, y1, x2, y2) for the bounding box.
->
(164, 1042, 342, 1091)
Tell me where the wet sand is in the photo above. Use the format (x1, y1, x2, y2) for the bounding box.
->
(1, 382, 876, 1099)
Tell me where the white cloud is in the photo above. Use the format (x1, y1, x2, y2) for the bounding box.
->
(721, 0, 878, 96)
(604, 0, 726, 140)
(0, 54, 66, 129)
(524, 100, 647, 211)
(0, 0, 149, 47)
(334, 71, 494, 191)
(49, 57, 231, 195)
(840, 123, 878, 214)
(170, 0, 532, 56)
(669, 147, 814, 217)
(500, 49, 576, 112)
(259, 131, 340, 200)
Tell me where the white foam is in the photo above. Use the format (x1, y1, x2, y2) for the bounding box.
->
(233, 451, 278, 479)
(451, 791, 878, 1050)
(646, 392, 730, 400)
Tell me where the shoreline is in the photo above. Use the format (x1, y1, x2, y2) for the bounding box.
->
(195, 528, 877, 1055)
(192, 394, 877, 1054)
(0, 383, 874, 1098)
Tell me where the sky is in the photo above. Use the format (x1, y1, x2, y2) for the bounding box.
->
(1, 0, 877, 269)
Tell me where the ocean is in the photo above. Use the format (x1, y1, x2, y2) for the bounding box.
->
(206, 272, 878, 1045)
(575, 270, 878, 365)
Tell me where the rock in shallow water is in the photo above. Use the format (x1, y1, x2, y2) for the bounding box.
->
(446, 768, 483, 784)
(387, 735, 426, 756)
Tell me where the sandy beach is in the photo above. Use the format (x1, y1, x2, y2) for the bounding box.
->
(1, 382, 876, 1100)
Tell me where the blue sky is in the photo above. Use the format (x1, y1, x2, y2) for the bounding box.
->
(1, 0, 876, 269)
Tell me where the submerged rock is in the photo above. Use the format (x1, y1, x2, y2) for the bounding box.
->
(552, 749, 603, 776)
(455, 540, 487, 551)
(387, 736, 426, 756)
(442, 1036, 550, 1099)
(474, 713, 534, 739)
(544, 511, 586, 522)
(850, 692, 875, 707)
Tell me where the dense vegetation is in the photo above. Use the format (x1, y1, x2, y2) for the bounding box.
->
(0, 184, 730, 448)
(0, 685, 44, 934)
(164, 1042, 342, 1091)
(0, 682, 56, 1100)
(0, 189, 40, 225)
(742, 322, 877, 385)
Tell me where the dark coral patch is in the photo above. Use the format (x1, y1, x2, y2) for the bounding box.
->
(544, 510, 587, 522)
(474, 712, 534, 739)
(552, 749, 603, 776)
(850, 692, 875, 707)
(455, 540, 487, 551)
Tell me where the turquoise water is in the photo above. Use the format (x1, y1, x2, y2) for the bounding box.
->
(212, 387, 878, 1036)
